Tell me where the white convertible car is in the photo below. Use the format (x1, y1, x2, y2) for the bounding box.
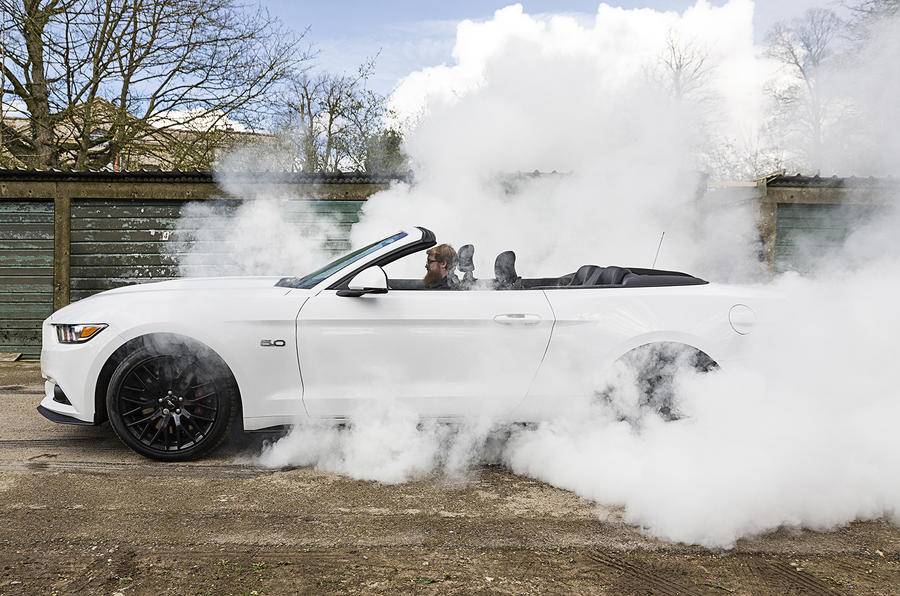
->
(39, 226, 757, 460)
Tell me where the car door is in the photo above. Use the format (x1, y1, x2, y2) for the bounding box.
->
(296, 286, 555, 418)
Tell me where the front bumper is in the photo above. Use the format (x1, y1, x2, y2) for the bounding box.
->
(39, 319, 122, 425)
(36, 404, 95, 425)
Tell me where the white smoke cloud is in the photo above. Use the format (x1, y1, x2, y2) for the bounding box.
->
(164, 147, 345, 278)
(259, 247, 900, 547)
(503, 256, 900, 547)
(256, 400, 505, 483)
(825, 15, 900, 176)
(389, 1, 767, 141)
(360, 0, 772, 281)
(231, 0, 900, 548)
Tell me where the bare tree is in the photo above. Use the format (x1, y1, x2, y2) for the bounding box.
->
(654, 30, 714, 104)
(280, 72, 356, 172)
(0, 0, 309, 169)
(766, 8, 845, 171)
(845, 0, 899, 18)
(843, 0, 899, 42)
(648, 31, 741, 179)
(278, 58, 406, 173)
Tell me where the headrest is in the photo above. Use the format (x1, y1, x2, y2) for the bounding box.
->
(457, 244, 475, 272)
(494, 251, 519, 285)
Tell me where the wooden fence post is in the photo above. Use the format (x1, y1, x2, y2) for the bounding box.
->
(53, 182, 70, 310)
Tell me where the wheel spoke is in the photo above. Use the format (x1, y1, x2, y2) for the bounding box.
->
(183, 400, 216, 411)
(185, 389, 217, 405)
(162, 419, 171, 450)
(186, 411, 215, 423)
(122, 405, 150, 417)
(137, 419, 154, 442)
(119, 395, 149, 406)
(137, 362, 159, 383)
(174, 365, 197, 396)
(162, 358, 183, 395)
(172, 419, 183, 450)
(135, 363, 163, 395)
(181, 420, 201, 445)
(147, 421, 164, 446)
(127, 412, 159, 428)
(190, 381, 215, 396)
(125, 372, 147, 391)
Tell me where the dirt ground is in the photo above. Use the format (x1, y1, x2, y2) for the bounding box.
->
(1, 361, 898, 595)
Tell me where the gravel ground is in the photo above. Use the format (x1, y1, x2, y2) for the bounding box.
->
(1, 361, 898, 594)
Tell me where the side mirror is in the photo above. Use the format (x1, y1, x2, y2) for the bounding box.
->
(337, 266, 389, 297)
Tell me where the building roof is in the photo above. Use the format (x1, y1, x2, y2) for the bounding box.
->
(0, 167, 410, 184)
(765, 174, 899, 188)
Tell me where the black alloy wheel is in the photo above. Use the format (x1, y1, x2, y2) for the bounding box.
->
(106, 345, 237, 461)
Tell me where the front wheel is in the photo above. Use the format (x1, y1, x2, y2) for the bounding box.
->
(106, 344, 237, 461)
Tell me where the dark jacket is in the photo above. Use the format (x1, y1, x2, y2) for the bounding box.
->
(424, 274, 451, 290)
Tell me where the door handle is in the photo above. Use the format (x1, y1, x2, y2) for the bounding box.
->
(494, 313, 542, 326)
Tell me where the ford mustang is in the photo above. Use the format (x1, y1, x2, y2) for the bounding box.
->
(39, 226, 758, 460)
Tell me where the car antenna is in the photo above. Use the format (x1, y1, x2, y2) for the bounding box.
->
(651, 231, 665, 269)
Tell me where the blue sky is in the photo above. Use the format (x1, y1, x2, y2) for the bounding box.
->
(263, 1, 826, 95)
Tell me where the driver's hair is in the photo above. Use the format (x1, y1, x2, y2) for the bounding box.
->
(428, 243, 457, 269)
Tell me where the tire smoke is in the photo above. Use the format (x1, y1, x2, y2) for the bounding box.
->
(242, 1, 900, 547)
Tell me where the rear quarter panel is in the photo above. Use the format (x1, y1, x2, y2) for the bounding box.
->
(519, 284, 758, 417)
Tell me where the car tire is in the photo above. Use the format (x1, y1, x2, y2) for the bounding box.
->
(600, 342, 718, 422)
(106, 343, 237, 461)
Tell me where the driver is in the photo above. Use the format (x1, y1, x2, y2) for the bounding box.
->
(423, 244, 458, 289)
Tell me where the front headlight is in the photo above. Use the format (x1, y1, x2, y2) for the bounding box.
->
(54, 323, 108, 344)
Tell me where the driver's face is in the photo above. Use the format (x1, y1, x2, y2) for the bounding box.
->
(423, 253, 446, 285)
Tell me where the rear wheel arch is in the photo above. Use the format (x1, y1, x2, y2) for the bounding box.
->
(602, 341, 719, 421)
(615, 341, 719, 373)
(95, 333, 242, 426)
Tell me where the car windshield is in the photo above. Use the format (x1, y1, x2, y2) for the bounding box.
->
(290, 231, 408, 289)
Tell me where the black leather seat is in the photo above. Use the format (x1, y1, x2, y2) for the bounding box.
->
(569, 265, 630, 286)
(570, 265, 604, 286)
(494, 251, 523, 290)
(598, 266, 630, 285)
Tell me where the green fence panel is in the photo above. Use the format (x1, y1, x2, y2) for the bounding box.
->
(70, 199, 188, 301)
(0, 201, 54, 358)
(69, 198, 364, 302)
(774, 203, 878, 273)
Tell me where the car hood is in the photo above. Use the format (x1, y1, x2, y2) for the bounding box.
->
(47, 276, 303, 324)
(98, 276, 289, 295)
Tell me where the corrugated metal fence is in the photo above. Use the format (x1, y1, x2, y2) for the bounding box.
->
(0, 170, 399, 357)
(0, 201, 54, 357)
(762, 175, 893, 274)
(3, 170, 895, 357)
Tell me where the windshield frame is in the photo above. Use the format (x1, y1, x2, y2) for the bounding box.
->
(327, 226, 436, 290)
(275, 227, 431, 290)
